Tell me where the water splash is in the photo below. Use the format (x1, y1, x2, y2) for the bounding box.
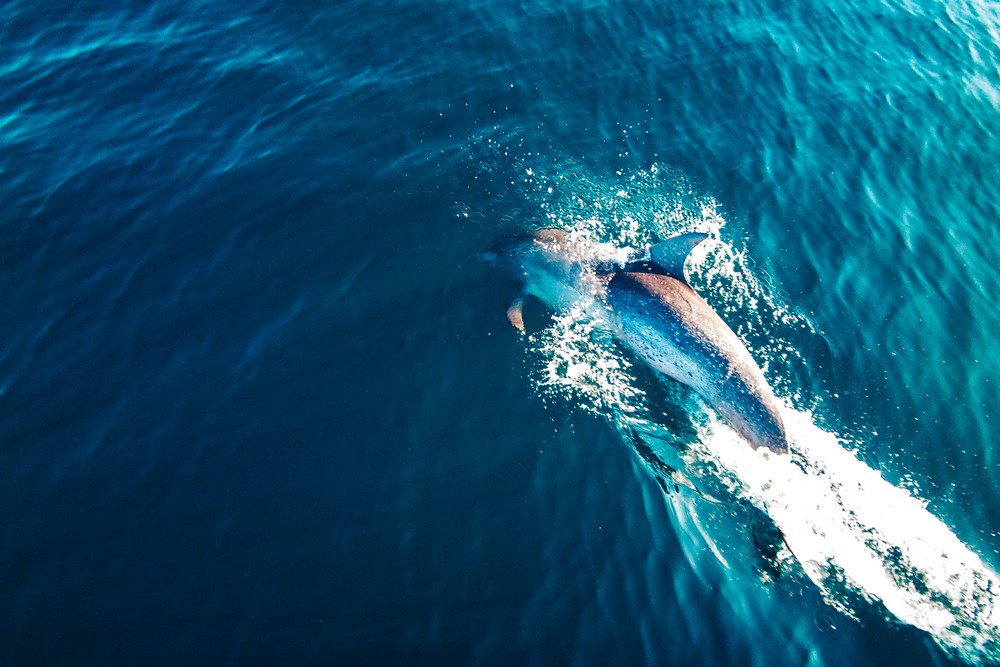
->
(477, 153, 1000, 664)
(529, 304, 647, 423)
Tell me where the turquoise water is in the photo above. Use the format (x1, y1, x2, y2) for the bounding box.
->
(2, 0, 999, 664)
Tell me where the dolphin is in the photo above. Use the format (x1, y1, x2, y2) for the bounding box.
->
(481, 228, 789, 454)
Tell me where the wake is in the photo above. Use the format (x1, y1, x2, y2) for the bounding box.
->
(702, 408, 1000, 663)
(532, 307, 1000, 663)
(470, 153, 1000, 662)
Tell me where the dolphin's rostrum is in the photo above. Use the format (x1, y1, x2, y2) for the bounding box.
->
(482, 228, 789, 454)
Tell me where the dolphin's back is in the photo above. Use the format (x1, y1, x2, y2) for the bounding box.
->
(607, 270, 788, 453)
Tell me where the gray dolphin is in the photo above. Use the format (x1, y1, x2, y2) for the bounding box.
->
(482, 228, 789, 454)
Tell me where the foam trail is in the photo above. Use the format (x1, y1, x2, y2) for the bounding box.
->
(697, 409, 1000, 663)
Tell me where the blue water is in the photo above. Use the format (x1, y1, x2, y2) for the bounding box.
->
(3, 0, 1000, 664)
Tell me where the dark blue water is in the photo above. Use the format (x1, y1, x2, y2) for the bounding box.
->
(3, 1, 1000, 664)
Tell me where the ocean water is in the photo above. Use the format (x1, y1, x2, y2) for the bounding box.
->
(3, 0, 1000, 665)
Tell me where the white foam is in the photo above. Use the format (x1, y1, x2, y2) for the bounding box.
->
(697, 409, 1000, 662)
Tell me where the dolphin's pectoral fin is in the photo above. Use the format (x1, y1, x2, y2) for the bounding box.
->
(505, 289, 527, 332)
(648, 232, 710, 282)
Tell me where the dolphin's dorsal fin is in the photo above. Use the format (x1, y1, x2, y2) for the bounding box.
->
(647, 232, 709, 282)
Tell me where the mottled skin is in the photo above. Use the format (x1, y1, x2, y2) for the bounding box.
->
(482, 228, 789, 454)
(607, 267, 788, 454)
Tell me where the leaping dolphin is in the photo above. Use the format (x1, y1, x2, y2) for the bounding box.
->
(481, 228, 789, 454)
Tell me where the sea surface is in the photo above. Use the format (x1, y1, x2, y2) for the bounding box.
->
(3, 0, 1000, 665)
